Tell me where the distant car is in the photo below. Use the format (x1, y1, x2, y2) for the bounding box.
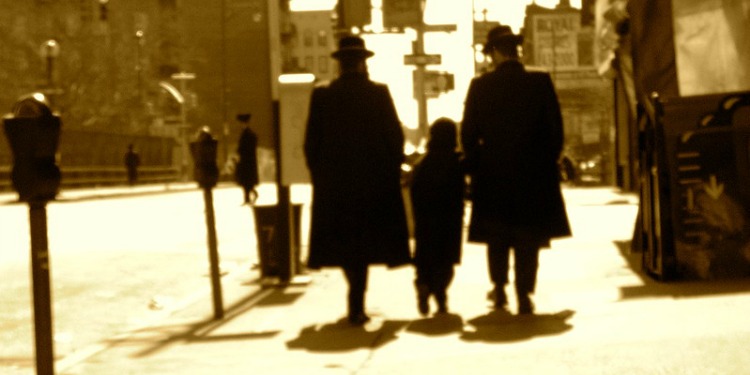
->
(577, 154, 603, 184)
(559, 152, 603, 185)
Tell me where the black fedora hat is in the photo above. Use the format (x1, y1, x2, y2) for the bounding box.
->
(482, 25, 524, 54)
(331, 35, 374, 59)
(236, 113, 251, 123)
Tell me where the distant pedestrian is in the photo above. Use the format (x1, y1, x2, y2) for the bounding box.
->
(234, 114, 259, 205)
(124, 143, 140, 186)
(409, 118, 465, 316)
(304, 35, 411, 325)
(461, 25, 571, 315)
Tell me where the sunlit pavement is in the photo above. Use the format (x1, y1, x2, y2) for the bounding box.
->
(4, 184, 750, 374)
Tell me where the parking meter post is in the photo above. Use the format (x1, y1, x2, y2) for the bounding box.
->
(189, 128, 224, 320)
(276, 185, 293, 282)
(3, 94, 61, 375)
(203, 187, 223, 320)
(29, 200, 54, 375)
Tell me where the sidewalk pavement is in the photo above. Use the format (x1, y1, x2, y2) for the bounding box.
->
(55, 186, 750, 374)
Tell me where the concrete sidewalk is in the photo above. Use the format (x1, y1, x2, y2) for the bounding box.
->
(58, 187, 750, 375)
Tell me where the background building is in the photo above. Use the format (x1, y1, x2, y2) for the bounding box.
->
(522, 0, 614, 185)
(0, 0, 295, 185)
(288, 10, 336, 83)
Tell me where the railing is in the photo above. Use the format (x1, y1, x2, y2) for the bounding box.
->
(0, 165, 180, 191)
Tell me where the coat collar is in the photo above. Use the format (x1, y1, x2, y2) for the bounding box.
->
(493, 59, 525, 74)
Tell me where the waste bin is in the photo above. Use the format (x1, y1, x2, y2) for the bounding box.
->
(639, 91, 750, 280)
(252, 204, 302, 278)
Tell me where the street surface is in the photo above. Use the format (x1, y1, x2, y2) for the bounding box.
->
(0, 183, 309, 375)
(3, 184, 750, 374)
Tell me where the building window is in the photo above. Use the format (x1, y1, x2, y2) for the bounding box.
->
(303, 30, 313, 47)
(318, 56, 328, 73)
(304, 56, 314, 71)
(317, 30, 328, 46)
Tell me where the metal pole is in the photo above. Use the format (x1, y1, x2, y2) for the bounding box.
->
(29, 200, 54, 375)
(180, 79, 189, 181)
(202, 187, 224, 319)
(415, 0, 428, 142)
(272, 100, 293, 283)
(220, 0, 229, 165)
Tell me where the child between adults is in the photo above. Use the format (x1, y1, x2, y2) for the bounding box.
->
(408, 118, 466, 315)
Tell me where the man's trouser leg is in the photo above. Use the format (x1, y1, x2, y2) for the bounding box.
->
(342, 263, 368, 317)
(487, 243, 510, 306)
(513, 246, 540, 295)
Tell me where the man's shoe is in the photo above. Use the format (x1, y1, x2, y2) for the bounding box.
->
(517, 294, 535, 315)
(348, 312, 371, 325)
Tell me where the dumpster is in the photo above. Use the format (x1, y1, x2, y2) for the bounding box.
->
(252, 204, 303, 278)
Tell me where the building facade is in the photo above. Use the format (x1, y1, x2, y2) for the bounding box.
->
(522, 0, 615, 185)
(288, 10, 336, 83)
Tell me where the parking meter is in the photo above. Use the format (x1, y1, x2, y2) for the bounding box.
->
(2, 94, 61, 202)
(190, 127, 224, 318)
(190, 127, 219, 189)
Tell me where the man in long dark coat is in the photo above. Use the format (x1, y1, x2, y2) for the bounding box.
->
(461, 25, 571, 315)
(304, 35, 411, 325)
(234, 114, 259, 204)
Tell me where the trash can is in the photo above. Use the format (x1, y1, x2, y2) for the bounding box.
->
(252, 204, 302, 278)
(639, 91, 750, 280)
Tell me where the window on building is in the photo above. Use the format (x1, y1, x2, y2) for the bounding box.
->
(318, 56, 328, 73)
(305, 56, 314, 71)
(303, 30, 313, 47)
(317, 30, 328, 46)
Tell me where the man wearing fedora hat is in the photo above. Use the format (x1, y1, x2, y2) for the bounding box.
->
(461, 25, 571, 315)
(234, 113, 259, 204)
(304, 35, 411, 325)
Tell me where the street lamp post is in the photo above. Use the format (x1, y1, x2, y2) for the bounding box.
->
(135, 30, 145, 102)
(39, 40, 60, 107)
(171, 72, 196, 181)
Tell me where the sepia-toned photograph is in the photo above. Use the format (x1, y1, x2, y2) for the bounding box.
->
(1, 0, 749, 374)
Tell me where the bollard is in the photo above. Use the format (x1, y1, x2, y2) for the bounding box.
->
(3, 93, 62, 375)
(189, 127, 224, 320)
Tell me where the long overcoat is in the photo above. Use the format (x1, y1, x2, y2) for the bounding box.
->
(461, 60, 571, 247)
(304, 72, 411, 269)
(234, 127, 259, 190)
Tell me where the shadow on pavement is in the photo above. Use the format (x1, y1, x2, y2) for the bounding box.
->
(286, 319, 410, 352)
(460, 309, 575, 343)
(614, 240, 750, 299)
(619, 277, 750, 299)
(109, 286, 301, 358)
(406, 313, 464, 336)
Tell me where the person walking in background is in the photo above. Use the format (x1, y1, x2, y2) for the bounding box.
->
(304, 35, 411, 325)
(124, 143, 140, 186)
(234, 114, 259, 205)
(409, 118, 465, 316)
(461, 25, 571, 315)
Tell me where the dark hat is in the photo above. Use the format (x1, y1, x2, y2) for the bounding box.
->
(482, 24, 524, 54)
(331, 35, 374, 60)
(236, 113, 251, 123)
